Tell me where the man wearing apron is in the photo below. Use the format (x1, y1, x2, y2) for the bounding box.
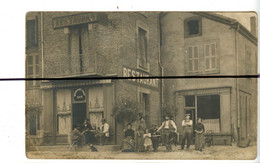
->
(157, 115, 177, 152)
(181, 114, 193, 150)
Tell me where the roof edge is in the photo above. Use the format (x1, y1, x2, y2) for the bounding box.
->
(194, 12, 257, 45)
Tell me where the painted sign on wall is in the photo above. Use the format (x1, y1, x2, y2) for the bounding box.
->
(123, 66, 159, 89)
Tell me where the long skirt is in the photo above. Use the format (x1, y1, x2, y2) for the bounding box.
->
(122, 137, 135, 152)
(137, 133, 145, 151)
(195, 133, 205, 150)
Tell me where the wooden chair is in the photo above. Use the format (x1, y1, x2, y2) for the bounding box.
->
(205, 130, 214, 147)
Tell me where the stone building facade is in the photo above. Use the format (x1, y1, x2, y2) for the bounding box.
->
(160, 12, 257, 143)
(26, 12, 161, 145)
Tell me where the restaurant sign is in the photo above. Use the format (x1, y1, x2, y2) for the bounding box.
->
(53, 13, 107, 29)
(123, 67, 159, 89)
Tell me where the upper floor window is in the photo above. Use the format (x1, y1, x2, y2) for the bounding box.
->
(185, 41, 219, 75)
(26, 17, 38, 48)
(26, 54, 40, 86)
(138, 27, 148, 69)
(205, 43, 217, 71)
(187, 46, 199, 73)
(184, 17, 202, 38)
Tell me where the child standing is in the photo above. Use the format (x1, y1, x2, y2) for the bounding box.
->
(150, 124, 160, 152)
(143, 129, 152, 152)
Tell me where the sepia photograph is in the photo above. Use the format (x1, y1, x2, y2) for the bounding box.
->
(25, 11, 257, 159)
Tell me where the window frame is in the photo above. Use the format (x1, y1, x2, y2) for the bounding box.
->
(26, 54, 40, 87)
(184, 16, 202, 38)
(26, 17, 38, 48)
(186, 45, 199, 74)
(204, 42, 217, 72)
(136, 20, 150, 72)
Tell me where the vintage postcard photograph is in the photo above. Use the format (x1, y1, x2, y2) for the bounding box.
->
(25, 12, 257, 159)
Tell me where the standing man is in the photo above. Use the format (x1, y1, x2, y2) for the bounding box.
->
(157, 115, 177, 152)
(100, 118, 109, 145)
(181, 113, 193, 150)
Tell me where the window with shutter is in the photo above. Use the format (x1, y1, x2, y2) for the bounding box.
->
(187, 45, 199, 73)
(205, 43, 217, 71)
(26, 18, 38, 48)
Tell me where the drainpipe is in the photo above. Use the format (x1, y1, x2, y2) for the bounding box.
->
(158, 13, 164, 123)
(41, 12, 44, 78)
(235, 23, 240, 146)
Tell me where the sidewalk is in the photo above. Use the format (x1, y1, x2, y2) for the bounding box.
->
(26, 143, 257, 160)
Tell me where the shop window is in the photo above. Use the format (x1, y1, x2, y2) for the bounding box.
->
(187, 46, 199, 73)
(197, 95, 220, 133)
(26, 18, 38, 48)
(90, 112, 104, 130)
(205, 43, 217, 71)
(138, 27, 148, 69)
(184, 17, 202, 37)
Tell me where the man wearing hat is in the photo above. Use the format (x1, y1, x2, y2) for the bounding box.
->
(100, 118, 110, 145)
(157, 115, 177, 152)
(181, 113, 193, 150)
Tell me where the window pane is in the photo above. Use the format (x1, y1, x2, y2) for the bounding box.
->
(197, 95, 220, 119)
(211, 44, 215, 56)
(138, 28, 147, 67)
(28, 67, 33, 75)
(212, 57, 216, 68)
(194, 46, 198, 58)
(185, 95, 195, 107)
(29, 113, 37, 135)
(206, 58, 209, 69)
(189, 60, 193, 71)
(26, 19, 37, 47)
(35, 55, 39, 64)
(194, 59, 198, 71)
(205, 45, 209, 56)
(188, 20, 199, 35)
(188, 47, 192, 58)
(36, 66, 39, 75)
(27, 56, 33, 65)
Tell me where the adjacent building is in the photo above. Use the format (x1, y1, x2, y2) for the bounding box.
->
(160, 12, 257, 143)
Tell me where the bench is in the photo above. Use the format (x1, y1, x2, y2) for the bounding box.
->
(205, 132, 232, 146)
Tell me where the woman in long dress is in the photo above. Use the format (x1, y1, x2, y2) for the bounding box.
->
(194, 117, 205, 151)
(136, 115, 147, 152)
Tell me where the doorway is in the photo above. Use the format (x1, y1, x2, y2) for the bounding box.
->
(72, 103, 86, 130)
(140, 93, 150, 128)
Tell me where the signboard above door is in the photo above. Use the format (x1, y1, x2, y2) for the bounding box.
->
(73, 88, 86, 102)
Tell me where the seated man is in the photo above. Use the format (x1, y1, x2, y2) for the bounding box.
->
(81, 119, 94, 145)
(121, 123, 135, 152)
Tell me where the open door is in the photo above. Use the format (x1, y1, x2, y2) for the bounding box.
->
(72, 103, 86, 130)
